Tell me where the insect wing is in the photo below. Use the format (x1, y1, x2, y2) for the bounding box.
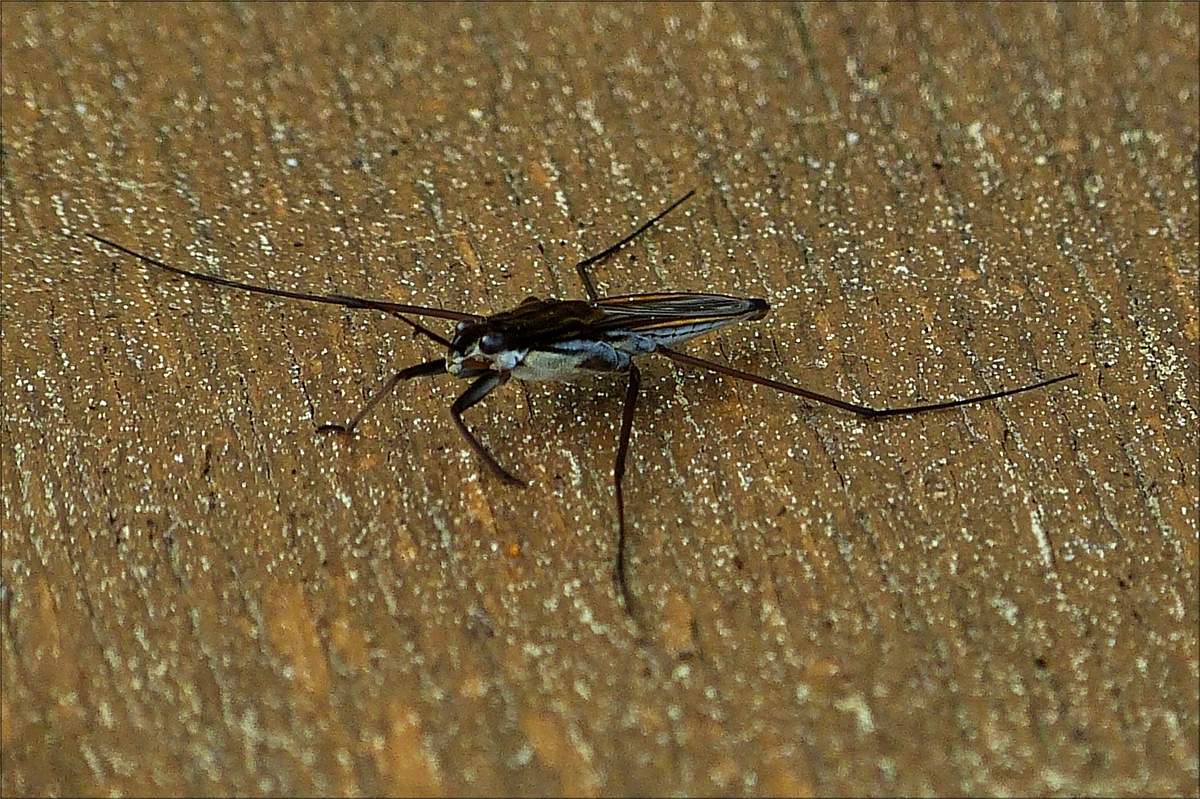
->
(592, 292, 769, 347)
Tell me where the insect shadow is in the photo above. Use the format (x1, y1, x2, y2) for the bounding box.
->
(87, 191, 1077, 616)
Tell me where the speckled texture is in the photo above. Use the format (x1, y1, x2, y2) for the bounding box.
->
(3, 3, 1196, 795)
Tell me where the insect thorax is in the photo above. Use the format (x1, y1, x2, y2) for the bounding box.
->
(446, 333, 647, 381)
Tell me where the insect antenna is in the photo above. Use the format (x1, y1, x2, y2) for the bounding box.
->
(377, 311, 453, 348)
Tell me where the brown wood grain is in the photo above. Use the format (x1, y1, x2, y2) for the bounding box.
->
(3, 3, 1196, 795)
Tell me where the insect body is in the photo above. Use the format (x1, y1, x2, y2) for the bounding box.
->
(448, 293, 768, 381)
(86, 191, 1077, 614)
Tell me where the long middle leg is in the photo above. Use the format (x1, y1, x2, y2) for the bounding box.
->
(613, 363, 642, 613)
(574, 190, 696, 300)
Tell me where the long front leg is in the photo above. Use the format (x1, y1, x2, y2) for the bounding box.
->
(451, 372, 526, 486)
(319, 358, 447, 434)
(613, 363, 642, 612)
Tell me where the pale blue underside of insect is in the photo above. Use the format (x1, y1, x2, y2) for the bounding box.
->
(452, 295, 767, 382)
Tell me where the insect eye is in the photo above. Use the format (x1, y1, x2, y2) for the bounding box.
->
(478, 334, 505, 355)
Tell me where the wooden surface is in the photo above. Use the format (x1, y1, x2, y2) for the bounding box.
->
(2, 3, 1196, 795)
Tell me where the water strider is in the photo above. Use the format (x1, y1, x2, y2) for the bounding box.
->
(87, 191, 1077, 612)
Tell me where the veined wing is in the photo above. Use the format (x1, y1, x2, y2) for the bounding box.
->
(592, 292, 768, 331)
(456, 293, 770, 350)
(585, 292, 770, 348)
